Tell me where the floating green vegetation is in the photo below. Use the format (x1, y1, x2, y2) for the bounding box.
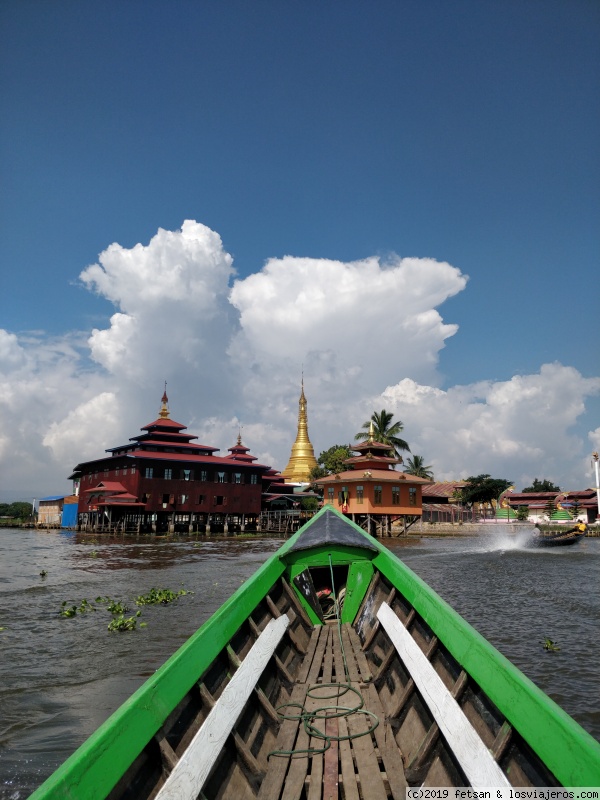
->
(95, 596, 130, 615)
(135, 587, 193, 606)
(60, 598, 96, 617)
(90, 550, 99, 558)
(59, 586, 192, 630)
(108, 612, 141, 632)
(107, 599, 128, 615)
(39, 570, 48, 578)
(60, 603, 78, 618)
(541, 638, 561, 652)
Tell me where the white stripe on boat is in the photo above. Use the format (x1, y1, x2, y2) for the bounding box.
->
(155, 613, 290, 800)
(376, 602, 510, 788)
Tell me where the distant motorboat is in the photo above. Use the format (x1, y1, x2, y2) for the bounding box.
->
(531, 522, 587, 547)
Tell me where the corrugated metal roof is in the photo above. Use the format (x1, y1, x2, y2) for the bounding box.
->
(141, 417, 188, 431)
(422, 481, 466, 498)
(315, 469, 430, 484)
(423, 502, 463, 511)
(83, 482, 127, 494)
(126, 450, 270, 468)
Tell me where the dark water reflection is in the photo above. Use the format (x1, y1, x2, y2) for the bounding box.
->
(0, 527, 598, 797)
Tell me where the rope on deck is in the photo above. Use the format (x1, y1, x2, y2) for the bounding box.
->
(268, 556, 379, 759)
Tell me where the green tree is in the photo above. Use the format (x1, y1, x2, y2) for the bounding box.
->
(8, 501, 33, 519)
(568, 498, 581, 520)
(355, 409, 410, 461)
(516, 505, 530, 521)
(522, 478, 560, 493)
(309, 444, 353, 480)
(300, 496, 320, 511)
(543, 497, 556, 521)
(460, 475, 512, 507)
(404, 455, 434, 480)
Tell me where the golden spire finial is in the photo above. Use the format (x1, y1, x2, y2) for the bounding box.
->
(159, 382, 170, 419)
(368, 420, 375, 442)
(282, 375, 317, 483)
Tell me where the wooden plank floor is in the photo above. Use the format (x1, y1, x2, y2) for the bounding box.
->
(257, 623, 407, 800)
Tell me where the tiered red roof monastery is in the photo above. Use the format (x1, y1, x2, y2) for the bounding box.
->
(70, 389, 278, 533)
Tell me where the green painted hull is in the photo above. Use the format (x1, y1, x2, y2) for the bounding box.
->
(29, 507, 600, 798)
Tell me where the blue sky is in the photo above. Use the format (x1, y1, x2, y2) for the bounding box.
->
(1, 1, 599, 501)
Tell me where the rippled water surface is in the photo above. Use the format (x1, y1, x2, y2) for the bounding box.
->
(0, 526, 598, 797)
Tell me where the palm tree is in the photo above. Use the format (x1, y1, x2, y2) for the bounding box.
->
(355, 409, 410, 461)
(404, 455, 434, 480)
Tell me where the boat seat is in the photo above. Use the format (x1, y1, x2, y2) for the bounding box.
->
(154, 614, 290, 800)
(376, 602, 510, 789)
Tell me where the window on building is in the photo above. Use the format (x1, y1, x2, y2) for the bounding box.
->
(327, 487, 334, 503)
(122, 467, 128, 476)
(197, 494, 205, 504)
(179, 494, 187, 504)
(162, 493, 170, 507)
(214, 495, 224, 506)
(164, 468, 172, 479)
(200, 470, 208, 482)
(374, 485, 382, 504)
(182, 469, 193, 481)
(145, 467, 154, 479)
(142, 493, 151, 503)
(409, 487, 417, 506)
(130, 464, 136, 474)
(250, 474, 258, 485)
(356, 486, 364, 504)
(233, 473, 242, 484)
(115, 467, 120, 476)
(216, 472, 227, 483)
(104, 468, 109, 476)
(392, 486, 400, 505)
(338, 486, 349, 506)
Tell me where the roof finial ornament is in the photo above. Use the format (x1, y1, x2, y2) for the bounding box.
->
(159, 382, 170, 419)
(237, 424, 243, 446)
(368, 420, 375, 443)
(282, 374, 317, 483)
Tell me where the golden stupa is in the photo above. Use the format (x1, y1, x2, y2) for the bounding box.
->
(281, 379, 318, 483)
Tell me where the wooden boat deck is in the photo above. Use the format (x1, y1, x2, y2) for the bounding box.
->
(257, 622, 407, 800)
(107, 570, 562, 800)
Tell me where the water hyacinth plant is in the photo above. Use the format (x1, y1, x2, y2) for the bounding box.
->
(108, 612, 143, 632)
(59, 587, 192, 631)
(541, 638, 561, 652)
(135, 587, 193, 606)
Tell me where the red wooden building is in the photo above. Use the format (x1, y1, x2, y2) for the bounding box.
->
(314, 426, 432, 535)
(70, 391, 273, 533)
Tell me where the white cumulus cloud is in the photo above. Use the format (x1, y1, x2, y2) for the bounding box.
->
(375, 364, 600, 489)
(0, 221, 598, 501)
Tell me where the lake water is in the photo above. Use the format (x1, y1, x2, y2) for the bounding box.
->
(0, 526, 598, 798)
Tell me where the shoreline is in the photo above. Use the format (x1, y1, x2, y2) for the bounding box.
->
(398, 522, 600, 538)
